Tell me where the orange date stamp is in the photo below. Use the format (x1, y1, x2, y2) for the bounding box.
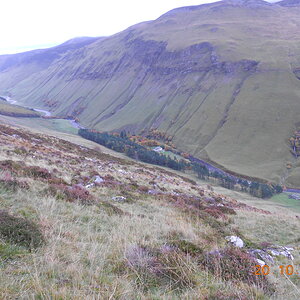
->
(254, 265, 299, 276)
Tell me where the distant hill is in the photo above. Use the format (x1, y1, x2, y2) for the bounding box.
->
(1, 0, 300, 186)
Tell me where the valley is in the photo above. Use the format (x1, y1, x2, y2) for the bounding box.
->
(0, 95, 284, 200)
(2, 0, 300, 186)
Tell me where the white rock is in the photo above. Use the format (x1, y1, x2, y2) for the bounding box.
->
(249, 249, 274, 264)
(256, 259, 266, 266)
(267, 246, 294, 260)
(85, 183, 94, 189)
(94, 175, 104, 184)
(225, 236, 244, 248)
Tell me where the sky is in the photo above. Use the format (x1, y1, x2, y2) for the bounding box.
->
(0, 0, 220, 55)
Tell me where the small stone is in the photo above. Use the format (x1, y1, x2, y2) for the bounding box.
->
(148, 189, 159, 195)
(94, 175, 104, 184)
(85, 183, 94, 189)
(256, 259, 266, 266)
(112, 196, 126, 202)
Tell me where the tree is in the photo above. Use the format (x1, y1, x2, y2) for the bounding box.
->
(120, 130, 127, 139)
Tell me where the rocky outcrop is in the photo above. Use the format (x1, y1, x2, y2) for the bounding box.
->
(225, 236, 295, 265)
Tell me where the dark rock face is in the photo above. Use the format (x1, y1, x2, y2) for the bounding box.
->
(71, 38, 258, 82)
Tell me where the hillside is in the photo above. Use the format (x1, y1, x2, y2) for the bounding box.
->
(0, 122, 299, 298)
(1, 0, 300, 186)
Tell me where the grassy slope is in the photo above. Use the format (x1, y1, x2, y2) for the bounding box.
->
(0, 122, 299, 298)
(1, 1, 300, 186)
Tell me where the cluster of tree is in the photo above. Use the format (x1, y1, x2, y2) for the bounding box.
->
(78, 129, 188, 171)
(142, 129, 173, 143)
(79, 129, 283, 199)
(192, 161, 282, 198)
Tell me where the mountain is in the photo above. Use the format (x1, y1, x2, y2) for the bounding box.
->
(1, 0, 300, 186)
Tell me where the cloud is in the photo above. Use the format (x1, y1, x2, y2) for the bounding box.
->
(0, 0, 217, 54)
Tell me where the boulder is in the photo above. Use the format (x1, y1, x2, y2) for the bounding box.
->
(225, 236, 244, 248)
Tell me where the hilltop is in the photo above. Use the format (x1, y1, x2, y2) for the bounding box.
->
(1, 0, 300, 187)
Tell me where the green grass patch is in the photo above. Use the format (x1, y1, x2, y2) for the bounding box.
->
(0, 243, 25, 262)
(0, 210, 44, 250)
(41, 119, 79, 134)
(268, 193, 300, 213)
(0, 101, 41, 118)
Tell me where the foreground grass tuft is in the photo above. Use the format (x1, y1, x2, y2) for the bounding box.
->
(202, 247, 275, 295)
(125, 244, 197, 292)
(0, 210, 44, 249)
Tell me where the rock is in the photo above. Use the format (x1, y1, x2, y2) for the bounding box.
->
(85, 175, 104, 188)
(85, 183, 94, 189)
(248, 246, 294, 263)
(205, 196, 215, 202)
(118, 169, 127, 174)
(148, 189, 159, 195)
(225, 236, 244, 248)
(94, 175, 104, 184)
(266, 246, 294, 260)
(112, 196, 127, 202)
(248, 249, 274, 264)
(256, 259, 266, 266)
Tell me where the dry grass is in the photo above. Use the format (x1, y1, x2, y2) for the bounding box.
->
(0, 124, 298, 299)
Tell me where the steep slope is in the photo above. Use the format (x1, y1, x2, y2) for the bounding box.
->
(1, 0, 300, 185)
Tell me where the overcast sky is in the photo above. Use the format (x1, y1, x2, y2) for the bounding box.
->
(0, 0, 221, 55)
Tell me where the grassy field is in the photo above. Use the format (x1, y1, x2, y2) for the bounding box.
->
(266, 193, 300, 213)
(0, 101, 41, 118)
(0, 115, 78, 135)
